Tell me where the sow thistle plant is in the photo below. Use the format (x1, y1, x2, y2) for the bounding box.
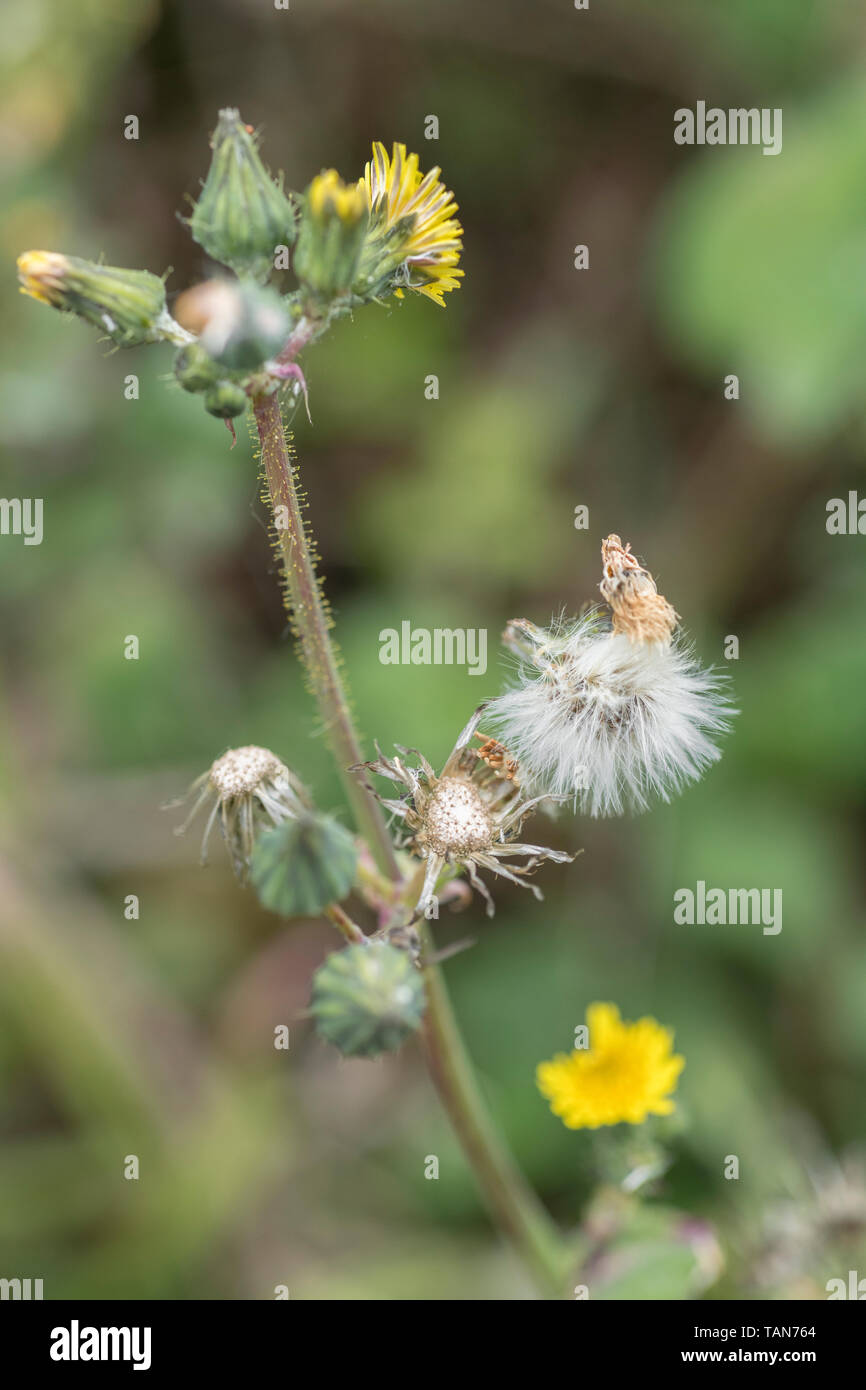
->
(17, 110, 732, 1298)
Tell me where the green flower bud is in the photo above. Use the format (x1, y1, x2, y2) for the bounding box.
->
(16, 251, 179, 347)
(294, 170, 369, 299)
(250, 812, 358, 917)
(174, 280, 290, 371)
(189, 108, 297, 279)
(203, 381, 248, 419)
(310, 942, 425, 1058)
(174, 342, 223, 393)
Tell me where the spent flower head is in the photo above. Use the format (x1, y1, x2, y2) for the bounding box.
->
(354, 142, 463, 306)
(175, 744, 310, 882)
(356, 708, 574, 918)
(489, 534, 734, 816)
(537, 1002, 685, 1130)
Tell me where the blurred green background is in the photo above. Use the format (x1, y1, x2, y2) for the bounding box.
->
(1, 0, 865, 1300)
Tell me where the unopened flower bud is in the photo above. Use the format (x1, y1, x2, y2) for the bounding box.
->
(189, 108, 297, 279)
(293, 169, 368, 298)
(310, 942, 425, 1058)
(173, 341, 223, 393)
(250, 811, 358, 917)
(174, 279, 290, 371)
(16, 251, 181, 347)
(203, 381, 248, 419)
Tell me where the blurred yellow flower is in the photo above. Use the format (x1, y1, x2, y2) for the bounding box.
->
(536, 1002, 684, 1129)
(308, 169, 367, 225)
(357, 141, 463, 305)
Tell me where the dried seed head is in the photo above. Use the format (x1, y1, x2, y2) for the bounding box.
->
(488, 536, 734, 816)
(476, 736, 518, 780)
(356, 709, 574, 918)
(174, 745, 311, 882)
(600, 534, 679, 646)
(209, 745, 289, 798)
(422, 776, 494, 857)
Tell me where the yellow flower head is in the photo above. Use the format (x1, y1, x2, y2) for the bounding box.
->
(536, 1003, 685, 1130)
(356, 141, 463, 306)
(308, 169, 367, 226)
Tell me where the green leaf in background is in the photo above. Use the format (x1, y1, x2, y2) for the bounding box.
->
(653, 79, 866, 445)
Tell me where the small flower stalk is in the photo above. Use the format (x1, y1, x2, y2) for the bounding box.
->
(489, 534, 733, 816)
(357, 708, 574, 919)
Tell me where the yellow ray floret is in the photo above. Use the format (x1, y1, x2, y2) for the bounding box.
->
(536, 1002, 685, 1130)
(359, 141, 463, 305)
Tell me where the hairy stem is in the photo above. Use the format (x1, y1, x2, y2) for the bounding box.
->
(252, 389, 399, 880)
(254, 386, 568, 1298)
(419, 922, 571, 1297)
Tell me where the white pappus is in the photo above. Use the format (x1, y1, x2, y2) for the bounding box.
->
(487, 537, 735, 817)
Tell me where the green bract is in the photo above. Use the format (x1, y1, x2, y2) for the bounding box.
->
(310, 943, 426, 1058)
(17, 252, 171, 348)
(189, 108, 297, 280)
(203, 381, 248, 419)
(174, 342, 223, 393)
(293, 171, 369, 300)
(250, 812, 358, 917)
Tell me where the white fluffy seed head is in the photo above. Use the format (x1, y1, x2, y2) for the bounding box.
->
(489, 615, 734, 817)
